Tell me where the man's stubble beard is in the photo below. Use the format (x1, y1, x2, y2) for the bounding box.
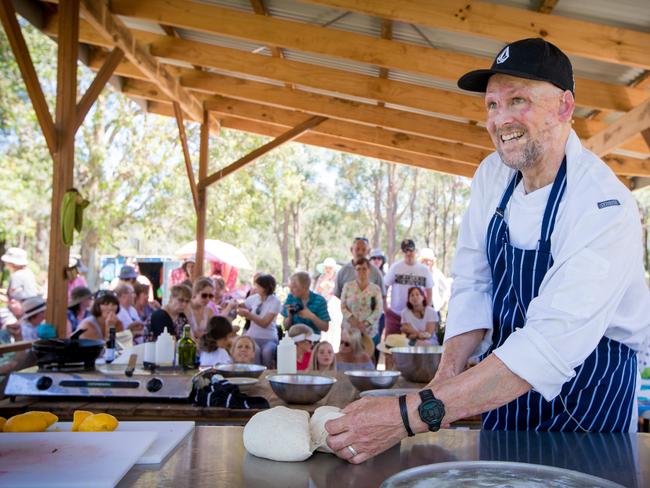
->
(497, 138, 543, 172)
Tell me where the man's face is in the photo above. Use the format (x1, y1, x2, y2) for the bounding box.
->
(289, 279, 307, 299)
(403, 248, 416, 265)
(485, 75, 571, 172)
(351, 240, 369, 260)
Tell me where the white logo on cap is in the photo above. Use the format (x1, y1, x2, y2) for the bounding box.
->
(496, 46, 510, 64)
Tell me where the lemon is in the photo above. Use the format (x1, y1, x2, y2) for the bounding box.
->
(0, 416, 5, 431)
(71, 410, 94, 432)
(30, 411, 59, 428)
(3, 412, 53, 432)
(78, 413, 119, 432)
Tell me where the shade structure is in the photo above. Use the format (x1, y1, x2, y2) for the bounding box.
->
(176, 239, 252, 270)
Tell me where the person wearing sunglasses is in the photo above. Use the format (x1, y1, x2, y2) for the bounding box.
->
(187, 277, 216, 341)
(238, 274, 282, 368)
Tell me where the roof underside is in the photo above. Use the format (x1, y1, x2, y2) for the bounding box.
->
(15, 0, 650, 183)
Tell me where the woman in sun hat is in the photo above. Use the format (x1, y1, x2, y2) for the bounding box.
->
(314, 257, 339, 302)
(1, 247, 39, 300)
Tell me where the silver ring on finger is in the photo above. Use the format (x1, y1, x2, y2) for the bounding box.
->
(347, 445, 359, 457)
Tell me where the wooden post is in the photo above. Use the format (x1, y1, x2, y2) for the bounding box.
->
(47, 0, 79, 335)
(195, 109, 209, 279)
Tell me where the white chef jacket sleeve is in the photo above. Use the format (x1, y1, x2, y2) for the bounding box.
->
(494, 200, 642, 401)
(444, 163, 495, 357)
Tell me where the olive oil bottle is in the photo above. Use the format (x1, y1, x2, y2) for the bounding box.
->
(177, 324, 197, 369)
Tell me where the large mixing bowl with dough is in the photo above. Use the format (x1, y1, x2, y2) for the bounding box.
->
(267, 374, 336, 404)
(215, 363, 267, 378)
(391, 346, 444, 383)
(345, 370, 400, 391)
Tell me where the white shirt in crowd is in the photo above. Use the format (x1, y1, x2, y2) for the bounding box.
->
(199, 347, 233, 367)
(445, 130, 650, 406)
(243, 294, 282, 341)
(400, 307, 440, 345)
(117, 305, 140, 327)
(384, 260, 433, 313)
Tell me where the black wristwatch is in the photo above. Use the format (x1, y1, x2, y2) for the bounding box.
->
(418, 389, 445, 432)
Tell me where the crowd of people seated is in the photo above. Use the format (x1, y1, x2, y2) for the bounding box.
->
(0, 236, 452, 374)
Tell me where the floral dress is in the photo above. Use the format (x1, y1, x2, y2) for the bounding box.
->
(340, 281, 382, 338)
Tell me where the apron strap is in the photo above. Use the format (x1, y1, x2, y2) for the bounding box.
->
(495, 171, 522, 218)
(538, 157, 568, 252)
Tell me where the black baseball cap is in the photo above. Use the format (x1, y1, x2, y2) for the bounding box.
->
(400, 239, 416, 252)
(457, 38, 574, 94)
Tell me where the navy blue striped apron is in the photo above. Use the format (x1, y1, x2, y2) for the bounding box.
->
(483, 158, 637, 432)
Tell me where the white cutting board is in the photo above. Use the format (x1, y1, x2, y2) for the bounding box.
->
(0, 431, 157, 488)
(52, 421, 195, 464)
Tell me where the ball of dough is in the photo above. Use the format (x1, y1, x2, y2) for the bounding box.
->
(243, 406, 312, 462)
(309, 406, 343, 453)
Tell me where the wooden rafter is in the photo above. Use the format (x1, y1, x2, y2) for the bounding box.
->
(585, 98, 650, 156)
(172, 102, 199, 212)
(204, 97, 489, 166)
(377, 18, 392, 108)
(200, 115, 327, 188)
(81, 24, 650, 127)
(78, 0, 204, 124)
(75, 47, 124, 131)
(0, 0, 57, 157)
(301, 0, 650, 69)
(105, 0, 649, 113)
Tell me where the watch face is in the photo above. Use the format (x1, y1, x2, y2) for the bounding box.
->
(420, 399, 444, 425)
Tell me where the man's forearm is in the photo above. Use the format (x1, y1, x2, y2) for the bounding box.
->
(312, 316, 329, 331)
(436, 329, 486, 379)
(407, 354, 531, 431)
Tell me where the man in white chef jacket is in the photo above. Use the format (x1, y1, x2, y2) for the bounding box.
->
(325, 38, 650, 464)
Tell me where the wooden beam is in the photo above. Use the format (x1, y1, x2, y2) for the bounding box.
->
(537, 0, 559, 14)
(218, 116, 478, 179)
(148, 35, 487, 122)
(48, 0, 80, 335)
(172, 102, 199, 212)
(204, 96, 489, 165)
(47, 15, 650, 145)
(75, 47, 124, 131)
(301, 0, 650, 69)
(585, 98, 650, 156)
(107, 0, 649, 113)
(78, 0, 204, 123)
(195, 109, 209, 279)
(0, 0, 57, 157)
(602, 155, 650, 178)
(201, 115, 327, 187)
(377, 18, 392, 108)
(642, 128, 650, 150)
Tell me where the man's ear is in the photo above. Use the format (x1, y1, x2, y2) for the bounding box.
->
(558, 90, 575, 123)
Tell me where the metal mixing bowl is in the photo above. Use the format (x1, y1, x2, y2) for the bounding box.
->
(267, 374, 336, 404)
(391, 346, 444, 383)
(215, 363, 267, 378)
(345, 370, 400, 391)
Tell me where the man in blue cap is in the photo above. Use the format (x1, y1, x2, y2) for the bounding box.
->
(324, 38, 650, 463)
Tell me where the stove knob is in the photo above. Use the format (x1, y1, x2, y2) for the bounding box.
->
(146, 377, 163, 393)
(36, 376, 53, 390)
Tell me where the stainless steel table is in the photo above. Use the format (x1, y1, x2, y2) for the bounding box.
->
(119, 427, 650, 487)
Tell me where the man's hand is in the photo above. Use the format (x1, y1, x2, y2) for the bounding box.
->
(297, 308, 316, 321)
(325, 397, 407, 464)
(5, 322, 22, 341)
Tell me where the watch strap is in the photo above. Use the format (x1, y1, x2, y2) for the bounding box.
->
(399, 394, 415, 437)
(419, 389, 434, 402)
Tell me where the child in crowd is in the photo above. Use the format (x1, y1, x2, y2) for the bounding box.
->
(230, 335, 257, 364)
(199, 316, 236, 366)
(288, 324, 315, 371)
(309, 341, 336, 371)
